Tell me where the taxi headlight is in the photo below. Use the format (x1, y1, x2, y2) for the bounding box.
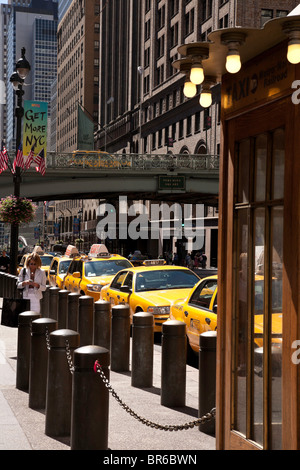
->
(147, 306, 170, 315)
(87, 284, 103, 292)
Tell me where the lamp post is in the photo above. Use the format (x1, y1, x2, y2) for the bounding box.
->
(9, 47, 31, 274)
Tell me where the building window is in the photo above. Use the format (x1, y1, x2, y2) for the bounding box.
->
(261, 9, 273, 27)
(185, 8, 195, 36)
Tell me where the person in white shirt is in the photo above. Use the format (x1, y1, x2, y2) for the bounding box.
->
(17, 253, 47, 313)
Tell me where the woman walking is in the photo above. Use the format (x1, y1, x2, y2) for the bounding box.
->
(17, 253, 47, 313)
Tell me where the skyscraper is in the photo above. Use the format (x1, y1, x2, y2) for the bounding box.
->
(4, 0, 58, 151)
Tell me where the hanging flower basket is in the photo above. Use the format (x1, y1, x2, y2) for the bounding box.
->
(0, 195, 37, 225)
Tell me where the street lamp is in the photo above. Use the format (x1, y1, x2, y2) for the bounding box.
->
(9, 47, 31, 274)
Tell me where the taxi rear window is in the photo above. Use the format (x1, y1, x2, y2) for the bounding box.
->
(84, 259, 132, 277)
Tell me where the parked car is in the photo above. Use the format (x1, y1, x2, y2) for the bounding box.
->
(100, 261, 200, 332)
(63, 244, 133, 301)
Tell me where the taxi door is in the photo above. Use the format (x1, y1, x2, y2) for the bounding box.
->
(186, 278, 218, 352)
(104, 271, 129, 306)
(49, 259, 58, 286)
(71, 259, 83, 293)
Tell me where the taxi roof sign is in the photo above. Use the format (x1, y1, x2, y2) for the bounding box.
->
(33, 246, 44, 255)
(143, 259, 166, 266)
(65, 245, 79, 257)
(89, 244, 109, 257)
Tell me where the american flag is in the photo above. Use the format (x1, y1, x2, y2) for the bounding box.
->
(24, 144, 35, 169)
(13, 144, 24, 172)
(0, 141, 8, 174)
(35, 148, 46, 176)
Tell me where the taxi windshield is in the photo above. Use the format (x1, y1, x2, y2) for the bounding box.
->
(84, 259, 132, 277)
(58, 260, 72, 274)
(40, 256, 53, 266)
(135, 269, 199, 292)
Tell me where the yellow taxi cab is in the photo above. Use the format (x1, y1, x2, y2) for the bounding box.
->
(170, 274, 282, 359)
(100, 261, 200, 332)
(49, 245, 78, 289)
(63, 244, 133, 300)
(18, 246, 53, 282)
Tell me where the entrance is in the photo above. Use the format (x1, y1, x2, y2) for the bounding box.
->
(217, 98, 289, 450)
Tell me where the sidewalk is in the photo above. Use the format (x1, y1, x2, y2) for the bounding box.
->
(0, 298, 216, 454)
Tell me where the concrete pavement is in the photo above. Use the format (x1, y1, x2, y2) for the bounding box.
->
(0, 298, 216, 456)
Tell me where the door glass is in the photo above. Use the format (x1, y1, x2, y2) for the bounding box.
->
(235, 208, 249, 436)
(272, 128, 285, 200)
(233, 127, 284, 449)
(237, 139, 250, 203)
(271, 206, 283, 449)
(255, 134, 267, 202)
(253, 207, 265, 446)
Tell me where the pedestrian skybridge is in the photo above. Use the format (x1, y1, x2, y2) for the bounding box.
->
(0, 152, 219, 204)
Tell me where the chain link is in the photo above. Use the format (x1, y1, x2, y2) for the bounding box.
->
(45, 327, 51, 351)
(94, 361, 216, 432)
(65, 339, 75, 374)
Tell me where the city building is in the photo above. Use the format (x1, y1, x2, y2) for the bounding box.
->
(4, 0, 58, 151)
(56, 0, 100, 152)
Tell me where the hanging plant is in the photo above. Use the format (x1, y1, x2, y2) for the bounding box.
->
(0, 195, 37, 225)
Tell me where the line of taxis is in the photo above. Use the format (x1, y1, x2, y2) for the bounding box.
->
(19, 244, 282, 368)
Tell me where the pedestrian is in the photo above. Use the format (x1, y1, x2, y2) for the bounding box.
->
(17, 253, 47, 313)
(193, 252, 200, 268)
(0, 249, 10, 273)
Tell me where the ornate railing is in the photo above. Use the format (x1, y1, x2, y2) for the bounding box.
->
(6, 152, 219, 172)
(46, 152, 219, 172)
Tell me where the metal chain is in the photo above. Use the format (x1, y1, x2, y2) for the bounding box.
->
(94, 360, 216, 432)
(65, 339, 75, 374)
(45, 327, 51, 351)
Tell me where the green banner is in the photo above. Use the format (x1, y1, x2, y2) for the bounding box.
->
(23, 100, 48, 157)
(77, 104, 94, 150)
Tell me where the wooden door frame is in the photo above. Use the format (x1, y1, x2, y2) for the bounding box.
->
(216, 96, 300, 450)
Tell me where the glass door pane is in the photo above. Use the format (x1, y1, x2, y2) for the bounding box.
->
(235, 208, 249, 436)
(255, 134, 267, 202)
(271, 206, 283, 449)
(253, 207, 265, 446)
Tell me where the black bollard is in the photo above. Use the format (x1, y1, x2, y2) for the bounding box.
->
(58, 289, 69, 329)
(131, 312, 154, 388)
(0, 272, 4, 297)
(3, 273, 8, 297)
(93, 300, 111, 350)
(78, 295, 94, 346)
(49, 286, 60, 320)
(45, 329, 80, 438)
(16, 311, 41, 391)
(29, 318, 57, 409)
(67, 293, 80, 331)
(111, 304, 130, 372)
(161, 320, 186, 407)
(71, 345, 110, 450)
(199, 331, 216, 434)
(40, 285, 50, 318)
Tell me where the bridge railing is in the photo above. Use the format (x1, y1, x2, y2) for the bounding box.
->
(44, 152, 219, 172)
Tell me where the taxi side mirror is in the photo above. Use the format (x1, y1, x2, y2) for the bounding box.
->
(120, 285, 132, 293)
(72, 271, 81, 278)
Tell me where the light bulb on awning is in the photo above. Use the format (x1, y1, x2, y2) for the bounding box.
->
(226, 53, 241, 74)
(190, 63, 204, 85)
(287, 40, 300, 64)
(200, 91, 212, 108)
(183, 78, 197, 98)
